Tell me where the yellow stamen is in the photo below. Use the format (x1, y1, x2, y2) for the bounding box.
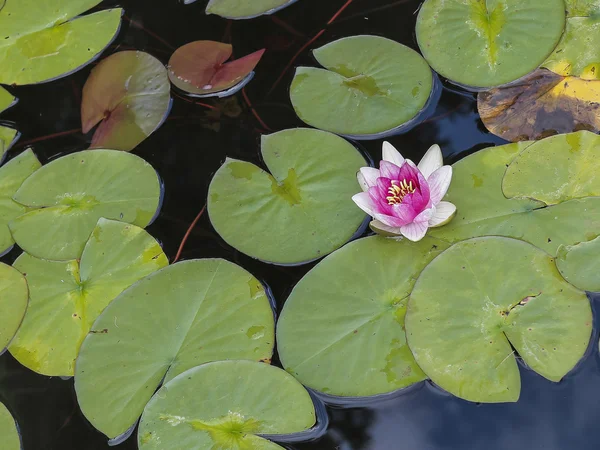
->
(386, 179, 416, 205)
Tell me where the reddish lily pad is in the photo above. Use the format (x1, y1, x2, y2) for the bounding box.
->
(168, 41, 265, 97)
(82, 51, 171, 152)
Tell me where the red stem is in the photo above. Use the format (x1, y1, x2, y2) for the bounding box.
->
(124, 15, 175, 50)
(173, 205, 206, 263)
(242, 88, 272, 131)
(270, 16, 305, 37)
(16, 129, 81, 148)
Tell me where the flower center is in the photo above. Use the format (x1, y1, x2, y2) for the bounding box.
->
(386, 179, 415, 205)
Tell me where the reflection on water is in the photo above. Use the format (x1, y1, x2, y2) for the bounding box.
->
(2, 0, 600, 449)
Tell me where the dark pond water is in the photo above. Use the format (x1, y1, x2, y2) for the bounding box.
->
(2, 0, 600, 449)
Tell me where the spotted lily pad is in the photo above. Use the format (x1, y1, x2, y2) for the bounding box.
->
(0, 150, 41, 255)
(290, 35, 433, 138)
(138, 361, 316, 450)
(478, 69, 600, 141)
(8, 219, 167, 377)
(168, 41, 264, 97)
(9, 150, 162, 261)
(81, 51, 171, 151)
(208, 128, 366, 265)
(0, 263, 28, 353)
(406, 237, 592, 403)
(0, 1, 123, 85)
(556, 236, 600, 291)
(277, 236, 449, 397)
(75, 259, 275, 439)
(0, 402, 20, 450)
(205, 0, 298, 19)
(416, 0, 566, 88)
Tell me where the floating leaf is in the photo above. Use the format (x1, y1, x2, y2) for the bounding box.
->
(478, 69, 600, 141)
(406, 237, 592, 403)
(290, 36, 432, 138)
(0, 87, 16, 113)
(138, 361, 316, 450)
(168, 41, 265, 96)
(556, 236, 600, 291)
(9, 150, 161, 261)
(0, 402, 20, 450)
(205, 0, 298, 19)
(0, 262, 28, 352)
(0, 150, 41, 255)
(277, 236, 448, 397)
(75, 259, 275, 439)
(0, 126, 18, 162)
(81, 51, 171, 151)
(503, 131, 600, 205)
(565, 0, 600, 18)
(208, 128, 366, 264)
(430, 140, 600, 255)
(0, 1, 123, 85)
(416, 0, 565, 88)
(9, 219, 168, 377)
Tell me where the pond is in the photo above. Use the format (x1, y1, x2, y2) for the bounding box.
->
(1, 0, 600, 449)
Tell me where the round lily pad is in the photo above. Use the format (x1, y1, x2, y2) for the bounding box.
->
(0, 262, 28, 353)
(8, 218, 168, 377)
(75, 259, 275, 439)
(0, 402, 20, 450)
(138, 361, 316, 450)
(556, 236, 600, 292)
(416, 0, 566, 88)
(9, 149, 162, 261)
(205, 0, 298, 19)
(277, 235, 450, 397)
(406, 237, 592, 403)
(81, 51, 171, 151)
(0, 1, 123, 85)
(208, 128, 366, 265)
(503, 131, 600, 205)
(0, 150, 41, 255)
(290, 35, 433, 138)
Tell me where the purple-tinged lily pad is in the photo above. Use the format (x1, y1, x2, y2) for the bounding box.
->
(81, 51, 171, 152)
(168, 41, 265, 97)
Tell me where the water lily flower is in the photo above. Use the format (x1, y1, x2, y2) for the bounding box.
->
(352, 142, 456, 242)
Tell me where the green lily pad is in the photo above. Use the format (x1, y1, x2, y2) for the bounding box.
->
(205, 0, 298, 19)
(429, 141, 600, 255)
(406, 237, 592, 403)
(208, 128, 366, 265)
(75, 259, 275, 439)
(138, 361, 316, 450)
(565, 0, 600, 17)
(0, 126, 18, 161)
(0, 262, 28, 353)
(503, 131, 600, 205)
(82, 51, 171, 151)
(290, 35, 433, 137)
(416, 0, 566, 88)
(8, 218, 168, 377)
(9, 149, 161, 261)
(277, 236, 449, 397)
(0, 87, 16, 113)
(0, 150, 41, 255)
(0, 402, 20, 450)
(556, 236, 600, 291)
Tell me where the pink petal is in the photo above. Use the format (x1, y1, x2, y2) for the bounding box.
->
(418, 144, 443, 179)
(374, 212, 409, 228)
(369, 220, 403, 237)
(382, 141, 405, 166)
(428, 166, 453, 205)
(357, 167, 380, 192)
(397, 162, 421, 187)
(379, 160, 402, 180)
(400, 221, 429, 242)
(429, 201, 457, 227)
(352, 192, 375, 216)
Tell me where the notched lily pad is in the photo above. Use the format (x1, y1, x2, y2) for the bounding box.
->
(75, 259, 275, 439)
(277, 236, 448, 397)
(0, 0, 123, 85)
(290, 35, 433, 138)
(416, 0, 566, 88)
(406, 237, 592, 403)
(205, 0, 298, 19)
(0, 149, 41, 255)
(479, 69, 600, 141)
(503, 131, 600, 205)
(82, 51, 171, 151)
(0, 262, 28, 353)
(0, 402, 20, 450)
(556, 236, 600, 291)
(168, 41, 265, 97)
(208, 128, 366, 265)
(9, 218, 168, 377)
(9, 150, 162, 261)
(138, 361, 316, 450)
